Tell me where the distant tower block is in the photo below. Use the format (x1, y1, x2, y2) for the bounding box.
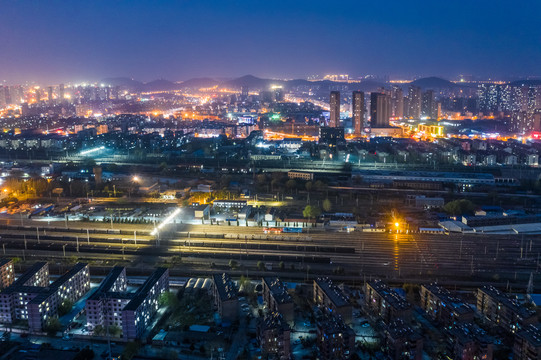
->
(352, 91, 365, 134)
(329, 91, 340, 127)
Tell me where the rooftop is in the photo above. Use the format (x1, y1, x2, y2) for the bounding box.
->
(449, 324, 493, 345)
(29, 263, 88, 305)
(423, 283, 473, 316)
(367, 280, 411, 311)
(479, 286, 536, 319)
(386, 318, 422, 341)
(317, 315, 354, 336)
(263, 277, 292, 305)
(517, 324, 541, 347)
(5, 262, 48, 292)
(212, 273, 238, 302)
(315, 277, 349, 308)
(88, 266, 125, 301)
(123, 267, 168, 312)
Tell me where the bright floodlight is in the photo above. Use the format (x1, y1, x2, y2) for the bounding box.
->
(132, 176, 140, 182)
(80, 146, 105, 156)
(151, 208, 181, 236)
(395, 222, 400, 227)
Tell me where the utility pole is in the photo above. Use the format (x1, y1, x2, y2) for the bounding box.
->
(76, 236, 79, 253)
(24, 235, 27, 250)
(36, 227, 40, 244)
(87, 229, 90, 244)
(134, 231, 137, 245)
(63, 244, 66, 258)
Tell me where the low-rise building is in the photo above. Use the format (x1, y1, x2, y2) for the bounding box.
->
(477, 286, 536, 333)
(0, 262, 90, 332)
(122, 267, 169, 341)
(85, 267, 169, 341)
(316, 315, 355, 360)
(364, 280, 411, 323)
(0, 262, 49, 324)
(313, 278, 352, 324)
(211, 273, 238, 322)
(287, 171, 314, 181)
(514, 324, 541, 360)
(28, 263, 91, 332)
(238, 205, 253, 220)
(262, 277, 294, 324)
(213, 200, 247, 210)
(407, 195, 444, 209)
(192, 204, 210, 219)
(420, 284, 474, 326)
(384, 319, 423, 360)
(85, 267, 128, 331)
(258, 312, 291, 359)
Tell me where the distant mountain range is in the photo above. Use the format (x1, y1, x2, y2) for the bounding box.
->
(100, 77, 182, 92)
(409, 76, 459, 89)
(100, 75, 528, 93)
(100, 75, 389, 93)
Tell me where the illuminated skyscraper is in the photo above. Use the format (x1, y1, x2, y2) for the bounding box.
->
(407, 86, 422, 119)
(390, 86, 404, 118)
(478, 84, 502, 113)
(329, 91, 340, 127)
(370, 92, 390, 128)
(421, 90, 436, 118)
(352, 91, 365, 134)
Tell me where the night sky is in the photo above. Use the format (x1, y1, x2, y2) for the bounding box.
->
(1, 0, 540, 84)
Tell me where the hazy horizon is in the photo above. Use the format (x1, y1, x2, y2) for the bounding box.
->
(1, 0, 540, 84)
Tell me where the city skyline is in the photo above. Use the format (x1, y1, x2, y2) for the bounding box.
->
(2, 1, 541, 358)
(1, 1, 541, 84)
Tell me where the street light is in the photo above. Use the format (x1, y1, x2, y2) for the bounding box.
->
(151, 208, 181, 236)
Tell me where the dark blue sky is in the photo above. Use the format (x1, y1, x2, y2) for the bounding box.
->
(1, 0, 540, 84)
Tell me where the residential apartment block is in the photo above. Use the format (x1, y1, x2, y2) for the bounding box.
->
(313, 277, 352, 324)
(211, 273, 238, 322)
(477, 286, 536, 333)
(364, 280, 411, 323)
(420, 284, 474, 326)
(262, 277, 294, 324)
